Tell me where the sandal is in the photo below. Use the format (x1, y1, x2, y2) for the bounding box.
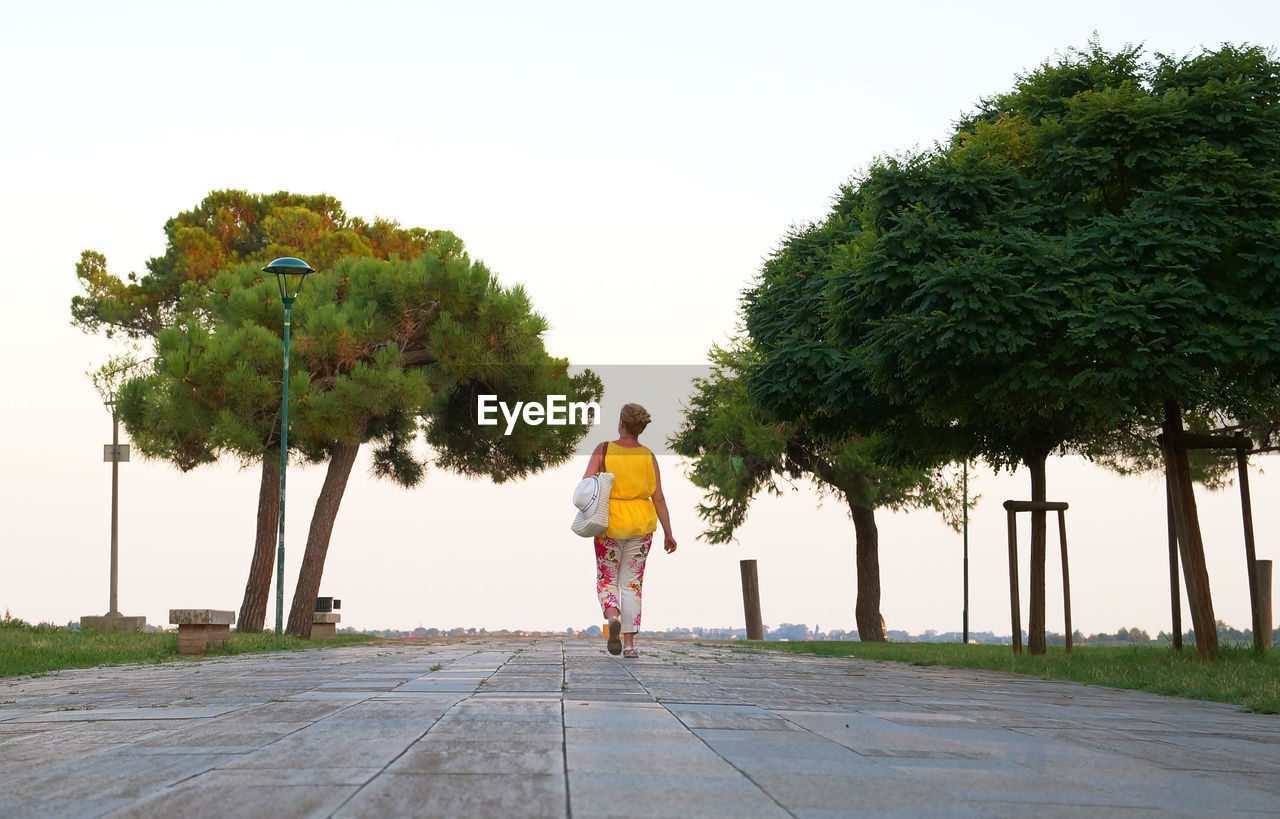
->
(622, 647, 639, 659)
(607, 617, 622, 656)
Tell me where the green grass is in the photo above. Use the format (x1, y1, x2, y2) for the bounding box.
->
(727, 640, 1280, 714)
(0, 616, 375, 678)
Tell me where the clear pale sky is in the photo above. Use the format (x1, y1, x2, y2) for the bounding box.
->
(3, 1, 1279, 637)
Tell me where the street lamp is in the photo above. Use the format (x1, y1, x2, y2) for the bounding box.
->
(80, 398, 145, 632)
(105, 398, 125, 617)
(264, 256, 315, 635)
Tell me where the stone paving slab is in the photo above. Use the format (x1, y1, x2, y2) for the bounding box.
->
(1, 638, 1278, 817)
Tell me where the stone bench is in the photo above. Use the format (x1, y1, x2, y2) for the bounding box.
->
(311, 611, 340, 641)
(169, 609, 235, 655)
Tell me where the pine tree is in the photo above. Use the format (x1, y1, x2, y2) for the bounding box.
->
(79, 193, 599, 634)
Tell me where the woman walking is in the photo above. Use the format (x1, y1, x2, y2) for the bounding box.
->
(583, 403, 677, 657)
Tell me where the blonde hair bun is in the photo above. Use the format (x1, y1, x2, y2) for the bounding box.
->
(620, 403, 651, 437)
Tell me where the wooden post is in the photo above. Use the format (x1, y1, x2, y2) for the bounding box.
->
(1236, 448, 1265, 654)
(1161, 401, 1218, 660)
(1259, 560, 1273, 650)
(1005, 500, 1071, 654)
(1166, 478, 1182, 651)
(1159, 426, 1258, 656)
(1058, 508, 1073, 654)
(1006, 508, 1022, 654)
(740, 559, 764, 641)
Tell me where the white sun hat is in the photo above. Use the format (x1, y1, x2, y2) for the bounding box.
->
(570, 471, 614, 537)
(573, 476, 599, 511)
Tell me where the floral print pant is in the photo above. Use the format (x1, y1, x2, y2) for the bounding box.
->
(595, 533, 653, 633)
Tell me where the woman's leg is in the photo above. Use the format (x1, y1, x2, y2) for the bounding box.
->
(617, 533, 653, 648)
(597, 535, 624, 654)
(595, 535, 621, 619)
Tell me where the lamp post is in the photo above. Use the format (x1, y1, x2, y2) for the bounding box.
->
(106, 398, 123, 616)
(80, 397, 145, 632)
(264, 257, 315, 635)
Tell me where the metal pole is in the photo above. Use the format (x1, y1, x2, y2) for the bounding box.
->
(963, 462, 969, 645)
(275, 296, 295, 636)
(109, 403, 120, 616)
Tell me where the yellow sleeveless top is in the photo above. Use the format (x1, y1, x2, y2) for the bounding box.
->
(603, 442, 657, 539)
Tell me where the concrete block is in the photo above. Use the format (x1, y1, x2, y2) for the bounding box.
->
(310, 623, 336, 641)
(177, 625, 209, 656)
(312, 612, 342, 624)
(80, 614, 146, 632)
(169, 610, 234, 654)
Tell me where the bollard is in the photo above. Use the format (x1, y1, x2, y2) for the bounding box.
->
(1260, 560, 1273, 650)
(740, 559, 764, 641)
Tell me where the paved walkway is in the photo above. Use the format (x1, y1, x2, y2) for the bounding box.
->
(1, 639, 1278, 818)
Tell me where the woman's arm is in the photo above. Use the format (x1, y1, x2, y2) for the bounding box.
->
(651, 454, 677, 553)
(582, 442, 607, 479)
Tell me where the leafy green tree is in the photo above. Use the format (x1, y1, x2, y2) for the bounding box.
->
(672, 340, 959, 642)
(827, 42, 1280, 658)
(120, 252, 599, 637)
(982, 41, 1280, 659)
(74, 192, 458, 632)
(731, 184, 970, 643)
(80, 192, 599, 635)
(828, 134, 1138, 656)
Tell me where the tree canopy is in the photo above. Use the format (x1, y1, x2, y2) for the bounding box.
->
(723, 195, 969, 642)
(119, 249, 599, 636)
(673, 338, 960, 637)
(745, 41, 1280, 657)
(72, 190, 446, 338)
(79, 191, 599, 636)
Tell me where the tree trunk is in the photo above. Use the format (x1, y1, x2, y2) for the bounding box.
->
(1026, 449, 1049, 655)
(237, 457, 280, 633)
(1161, 399, 1219, 660)
(286, 442, 361, 638)
(849, 500, 885, 642)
